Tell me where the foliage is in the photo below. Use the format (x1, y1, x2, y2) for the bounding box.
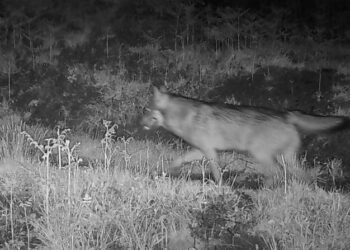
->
(0, 1, 349, 249)
(0, 0, 349, 130)
(0, 118, 349, 248)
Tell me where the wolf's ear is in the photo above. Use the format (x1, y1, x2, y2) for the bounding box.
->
(153, 86, 166, 97)
(153, 86, 167, 94)
(153, 86, 161, 99)
(153, 86, 169, 108)
(153, 86, 159, 94)
(159, 86, 167, 93)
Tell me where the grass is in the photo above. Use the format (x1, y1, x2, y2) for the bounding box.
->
(0, 116, 350, 249)
(255, 182, 350, 249)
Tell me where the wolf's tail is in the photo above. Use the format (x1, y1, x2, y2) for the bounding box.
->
(287, 111, 350, 134)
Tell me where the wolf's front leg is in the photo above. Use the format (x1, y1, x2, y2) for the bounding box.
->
(168, 149, 205, 177)
(168, 148, 222, 185)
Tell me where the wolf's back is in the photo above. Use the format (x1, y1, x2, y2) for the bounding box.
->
(287, 111, 350, 134)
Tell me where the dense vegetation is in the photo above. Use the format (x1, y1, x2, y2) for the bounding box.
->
(0, 0, 349, 130)
(0, 0, 350, 249)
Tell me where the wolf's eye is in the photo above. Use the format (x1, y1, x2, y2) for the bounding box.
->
(143, 107, 151, 114)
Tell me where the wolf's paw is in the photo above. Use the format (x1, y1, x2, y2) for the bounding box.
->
(148, 170, 166, 180)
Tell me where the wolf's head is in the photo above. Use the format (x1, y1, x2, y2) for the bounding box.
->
(141, 108, 164, 130)
(141, 86, 168, 130)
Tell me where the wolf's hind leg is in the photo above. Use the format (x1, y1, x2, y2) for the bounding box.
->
(201, 148, 221, 185)
(250, 151, 281, 186)
(278, 137, 302, 181)
(280, 136, 301, 168)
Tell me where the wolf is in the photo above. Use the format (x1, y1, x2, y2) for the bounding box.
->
(141, 86, 350, 184)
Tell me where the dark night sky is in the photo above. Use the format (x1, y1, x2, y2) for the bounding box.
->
(1, 0, 349, 29)
(204, 0, 350, 27)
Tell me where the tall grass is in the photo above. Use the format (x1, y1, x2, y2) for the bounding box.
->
(0, 116, 350, 249)
(0, 114, 50, 161)
(255, 181, 350, 249)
